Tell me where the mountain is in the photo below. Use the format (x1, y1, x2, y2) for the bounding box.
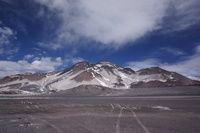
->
(0, 61, 199, 94)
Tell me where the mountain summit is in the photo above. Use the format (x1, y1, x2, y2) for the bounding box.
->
(0, 61, 199, 94)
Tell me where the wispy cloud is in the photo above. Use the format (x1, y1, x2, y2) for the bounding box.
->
(0, 22, 19, 55)
(0, 26, 16, 45)
(37, 42, 62, 50)
(0, 48, 19, 55)
(160, 47, 186, 56)
(163, 0, 200, 32)
(65, 57, 84, 65)
(35, 0, 200, 49)
(160, 45, 200, 79)
(126, 59, 160, 71)
(126, 45, 200, 79)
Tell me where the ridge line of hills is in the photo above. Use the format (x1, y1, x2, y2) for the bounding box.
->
(0, 61, 199, 95)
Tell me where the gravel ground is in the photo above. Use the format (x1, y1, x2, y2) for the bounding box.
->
(0, 96, 200, 133)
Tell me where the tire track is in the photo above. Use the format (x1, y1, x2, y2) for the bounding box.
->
(116, 108, 123, 133)
(29, 115, 63, 133)
(131, 110, 150, 133)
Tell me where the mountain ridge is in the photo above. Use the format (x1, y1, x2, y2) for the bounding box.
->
(0, 61, 199, 94)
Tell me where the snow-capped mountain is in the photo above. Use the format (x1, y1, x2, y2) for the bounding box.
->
(0, 61, 199, 94)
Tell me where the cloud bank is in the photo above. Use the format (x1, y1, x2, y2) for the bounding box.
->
(0, 56, 84, 78)
(35, 0, 200, 49)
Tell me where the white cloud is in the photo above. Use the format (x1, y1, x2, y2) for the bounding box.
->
(0, 56, 85, 78)
(0, 57, 62, 78)
(126, 45, 200, 79)
(70, 0, 170, 47)
(24, 54, 34, 60)
(36, 0, 169, 48)
(55, 57, 62, 62)
(35, 0, 200, 49)
(28, 57, 62, 72)
(0, 61, 22, 78)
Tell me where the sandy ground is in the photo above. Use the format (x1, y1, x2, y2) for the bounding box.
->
(0, 96, 200, 133)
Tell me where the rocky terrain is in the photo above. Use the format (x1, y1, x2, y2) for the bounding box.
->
(0, 61, 199, 95)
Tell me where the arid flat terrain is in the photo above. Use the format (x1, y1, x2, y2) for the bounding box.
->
(0, 95, 200, 133)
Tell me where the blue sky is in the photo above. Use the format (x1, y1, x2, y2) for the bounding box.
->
(0, 0, 200, 79)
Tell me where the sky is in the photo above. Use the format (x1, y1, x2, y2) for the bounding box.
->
(0, 0, 200, 80)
